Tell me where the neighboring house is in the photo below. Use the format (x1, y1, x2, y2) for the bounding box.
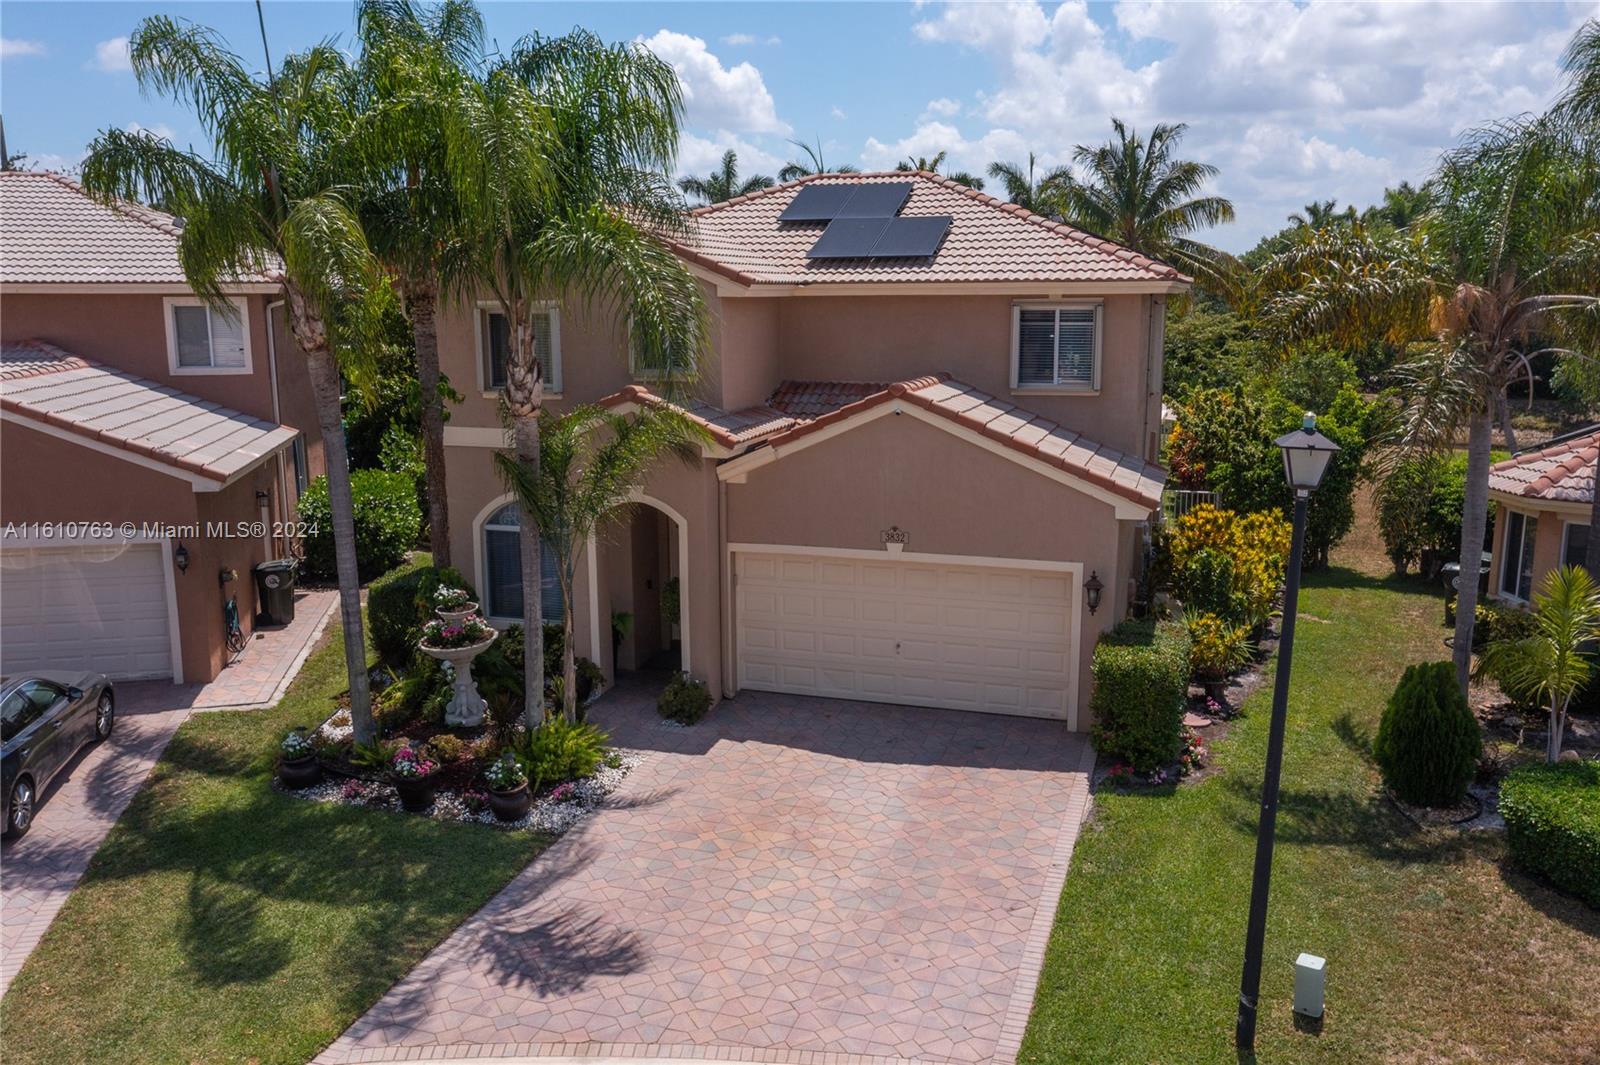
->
(1487, 427, 1598, 606)
(0, 170, 321, 684)
(438, 172, 1187, 728)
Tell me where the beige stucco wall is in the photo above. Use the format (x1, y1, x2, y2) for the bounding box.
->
(724, 411, 1137, 720)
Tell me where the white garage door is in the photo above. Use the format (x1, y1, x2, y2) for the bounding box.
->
(1, 543, 175, 680)
(736, 551, 1077, 719)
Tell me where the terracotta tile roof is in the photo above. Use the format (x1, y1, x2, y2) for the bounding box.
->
(0, 170, 275, 285)
(600, 384, 797, 449)
(768, 380, 888, 418)
(1489, 429, 1600, 504)
(0, 339, 297, 482)
(757, 374, 1166, 510)
(672, 171, 1190, 287)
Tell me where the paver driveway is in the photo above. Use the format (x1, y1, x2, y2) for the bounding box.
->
(320, 683, 1094, 1065)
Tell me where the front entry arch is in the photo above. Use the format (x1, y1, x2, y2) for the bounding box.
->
(588, 491, 692, 676)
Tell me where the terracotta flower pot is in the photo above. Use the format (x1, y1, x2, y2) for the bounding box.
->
(488, 781, 532, 822)
(393, 773, 439, 813)
(278, 755, 322, 790)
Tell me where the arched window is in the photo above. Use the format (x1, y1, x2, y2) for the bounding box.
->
(482, 502, 563, 623)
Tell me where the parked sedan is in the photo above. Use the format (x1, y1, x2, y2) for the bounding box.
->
(1, 672, 115, 839)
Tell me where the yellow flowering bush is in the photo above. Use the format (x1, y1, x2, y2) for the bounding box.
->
(1169, 504, 1291, 627)
(1187, 612, 1252, 680)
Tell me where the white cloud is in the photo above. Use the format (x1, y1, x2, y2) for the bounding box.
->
(126, 122, 177, 142)
(831, 106, 848, 120)
(638, 30, 789, 135)
(923, 97, 963, 119)
(675, 130, 788, 186)
(720, 33, 781, 46)
(92, 36, 132, 72)
(0, 38, 46, 58)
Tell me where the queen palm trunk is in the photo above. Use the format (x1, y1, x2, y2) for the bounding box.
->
(1452, 404, 1496, 688)
(504, 306, 546, 730)
(292, 288, 375, 744)
(404, 277, 451, 568)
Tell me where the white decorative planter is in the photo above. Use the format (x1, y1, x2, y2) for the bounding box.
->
(436, 604, 480, 625)
(418, 631, 498, 727)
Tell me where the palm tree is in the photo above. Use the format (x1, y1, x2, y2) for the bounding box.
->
(986, 153, 1072, 214)
(677, 149, 773, 204)
(81, 18, 393, 743)
(1259, 116, 1599, 688)
(895, 151, 984, 189)
(1480, 565, 1600, 762)
(1361, 182, 1431, 232)
(777, 137, 859, 182)
(447, 30, 710, 728)
(354, 0, 482, 569)
(1059, 118, 1236, 285)
(496, 405, 707, 721)
(1287, 199, 1356, 230)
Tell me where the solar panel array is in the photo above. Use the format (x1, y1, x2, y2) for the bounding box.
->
(781, 181, 952, 262)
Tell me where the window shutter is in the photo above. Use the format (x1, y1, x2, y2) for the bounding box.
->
(540, 542, 564, 621)
(532, 311, 555, 389)
(209, 303, 247, 367)
(1016, 309, 1056, 385)
(486, 312, 510, 389)
(1055, 307, 1096, 385)
(173, 305, 213, 367)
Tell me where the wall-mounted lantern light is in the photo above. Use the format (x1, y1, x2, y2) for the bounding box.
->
(1084, 570, 1104, 615)
(174, 543, 190, 574)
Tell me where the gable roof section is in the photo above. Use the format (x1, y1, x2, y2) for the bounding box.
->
(1489, 428, 1600, 505)
(1, 339, 296, 486)
(673, 171, 1190, 287)
(0, 170, 275, 286)
(600, 385, 797, 451)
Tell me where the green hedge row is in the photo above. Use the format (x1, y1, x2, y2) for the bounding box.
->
(1499, 760, 1600, 908)
(298, 468, 421, 582)
(1089, 619, 1192, 772)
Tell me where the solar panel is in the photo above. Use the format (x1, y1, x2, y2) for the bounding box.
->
(805, 217, 892, 259)
(778, 184, 857, 223)
(871, 216, 953, 258)
(834, 182, 914, 218)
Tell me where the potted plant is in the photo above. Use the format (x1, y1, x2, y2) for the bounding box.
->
(482, 753, 531, 822)
(277, 728, 321, 788)
(389, 744, 440, 812)
(433, 585, 478, 624)
(418, 614, 498, 727)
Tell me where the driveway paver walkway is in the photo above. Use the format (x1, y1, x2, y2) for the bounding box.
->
(0, 587, 338, 996)
(319, 683, 1095, 1065)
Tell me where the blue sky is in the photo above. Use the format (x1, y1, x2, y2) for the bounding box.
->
(3, 1, 1595, 252)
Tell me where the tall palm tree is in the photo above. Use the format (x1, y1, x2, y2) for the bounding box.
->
(1287, 199, 1356, 230)
(1260, 116, 1599, 688)
(677, 149, 773, 204)
(81, 18, 393, 743)
(986, 152, 1072, 214)
(1060, 118, 1235, 285)
(895, 150, 984, 189)
(777, 136, 859, 182)
(447, 30, 710, 727)
(1361, 181, 1431, 232)
(354, 0, 482, 569)
(496, 405, 706, 721)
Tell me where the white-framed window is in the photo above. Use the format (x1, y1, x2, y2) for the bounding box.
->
(1011, 302, 1101, 391)
(163, 296, 251, 374)
(482, 502, 564, 623)
(1500, 510, 1538, 602)
(1563, 520, 1590, 570)
(476, 301, 561, 394)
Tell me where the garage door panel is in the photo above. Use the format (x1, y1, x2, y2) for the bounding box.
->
(1, 544, 173, 680)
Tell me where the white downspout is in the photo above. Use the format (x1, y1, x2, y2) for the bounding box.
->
(266, 298, 288, 558)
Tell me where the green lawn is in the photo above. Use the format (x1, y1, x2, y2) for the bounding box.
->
(0, 627, 549, 1065)
(1020, 566, 1600, 1064)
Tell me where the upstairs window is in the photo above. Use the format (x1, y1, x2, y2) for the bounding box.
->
(165, 297, 249, 373)
(1013, 303, 1100, 391)
(479, 303, 560, 393)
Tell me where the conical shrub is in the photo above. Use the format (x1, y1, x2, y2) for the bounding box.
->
(1373, 661, 1482, 806)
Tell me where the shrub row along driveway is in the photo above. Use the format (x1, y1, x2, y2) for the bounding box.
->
(320, 685, 1094, 1065)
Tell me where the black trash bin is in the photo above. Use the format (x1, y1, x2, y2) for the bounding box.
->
(254, 558, 298, 626)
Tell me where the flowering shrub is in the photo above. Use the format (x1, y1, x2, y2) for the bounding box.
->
(548, 782, 577, 803)
(433, 586, 473, 611)
(1179, 728, 1208, 776)
(420, 614, 495, 649)
(1170, 504, 1291, 627)
(1104, 763, 1137, 786)
(340, 778, 376, 803)
(483, 753, 527, 791)
(281, 730, 315, 760)
(390, 745, 439, 780)
(461, 788, 489, 814)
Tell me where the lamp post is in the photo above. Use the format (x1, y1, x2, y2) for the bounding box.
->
(1236, 412, 1341, 1054)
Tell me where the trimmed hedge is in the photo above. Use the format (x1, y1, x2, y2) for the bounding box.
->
(658, 672, 712, 725)
(298, 468, 422, 582)
(1499, 760, 1600, 908)
(1089, 619, 1192, 772)
(1373, 661, 1482, 806)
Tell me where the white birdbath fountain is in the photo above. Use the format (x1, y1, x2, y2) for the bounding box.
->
(418, 615, 498, 728)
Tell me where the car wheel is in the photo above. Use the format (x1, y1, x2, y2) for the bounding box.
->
(4, 778, 34, 840)
(94, 693, 115, 741)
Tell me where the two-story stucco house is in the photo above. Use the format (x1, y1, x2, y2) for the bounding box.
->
(0, 170, 325, 684)
(438, 172, 1187, 728)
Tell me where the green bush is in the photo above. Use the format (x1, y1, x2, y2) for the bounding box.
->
(471, 623, 601, 711)
(658, 672, 712, 724)
(298, 469, 422, 581)
(1473, 601, 1540, 651)
(514, 717, 607, 787)
(1373, 661, 1482, 806)
(1477, 638, 1546, 712)
(1499, 760, 1600, 908)
(1089, 620, 1191, 772)
(372, 657, 448, 733)
(367, 561, 473, 671)
(1177, 548, 1244, 622)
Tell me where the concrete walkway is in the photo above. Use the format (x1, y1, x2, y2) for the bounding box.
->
(0, 588, 338, 997)
(319, 682, 1095, 1065)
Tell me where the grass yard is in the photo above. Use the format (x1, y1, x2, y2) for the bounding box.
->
(0, 627, 549, 1065)
(1020, 548, 1600, 1064)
